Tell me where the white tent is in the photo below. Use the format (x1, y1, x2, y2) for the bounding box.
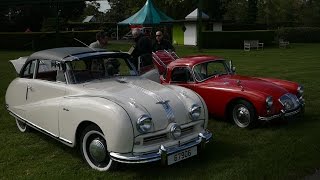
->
(185, 8, 209, 20)
(183, 9, 209, 46)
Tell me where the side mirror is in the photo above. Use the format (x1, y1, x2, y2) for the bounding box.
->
(232, 66, 236, 73)
(229, 60, 236, 74)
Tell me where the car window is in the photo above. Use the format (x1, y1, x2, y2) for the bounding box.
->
(35, 60, 65, 82)
(171, 67, 193, 83)
(194, 61, 228, 81)
(67, 57, 136, 84)
(22, 60, 36, 78)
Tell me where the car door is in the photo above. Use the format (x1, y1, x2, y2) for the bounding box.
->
(7, 59, 37, 119)
(25, 59, 66, 137)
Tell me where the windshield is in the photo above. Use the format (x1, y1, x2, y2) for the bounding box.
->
(193, 60, 229, 81)
(66, 56, 137, 84)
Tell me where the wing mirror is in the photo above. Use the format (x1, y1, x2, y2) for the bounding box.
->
(229, 60, 236, 74)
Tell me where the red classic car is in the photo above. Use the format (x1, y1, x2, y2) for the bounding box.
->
(153, 51, 305, 128)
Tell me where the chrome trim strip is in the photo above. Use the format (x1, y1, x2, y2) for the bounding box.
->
(258, 108, 301, 121)
(7, 109, 73, 145)
(109, 130, 212, 164)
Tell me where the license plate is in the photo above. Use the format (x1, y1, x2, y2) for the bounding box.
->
(167, 146, 197, 165)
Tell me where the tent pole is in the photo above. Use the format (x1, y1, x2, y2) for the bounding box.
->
(117, 25, 119, 40)
(197, 0, 203, 50)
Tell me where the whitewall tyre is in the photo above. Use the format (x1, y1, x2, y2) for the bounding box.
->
(15, 118, 29, 133)
(80, 125, 116, 171)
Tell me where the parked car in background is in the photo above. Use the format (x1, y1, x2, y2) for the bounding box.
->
(5, 47, 212, 171)
(153, 51, 305, 128)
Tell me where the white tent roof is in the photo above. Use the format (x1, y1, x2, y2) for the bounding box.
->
(185, 8, 209, 20)
(83, 15, 96, 23)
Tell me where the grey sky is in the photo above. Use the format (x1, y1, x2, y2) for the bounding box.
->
(97, 1, 111, 12)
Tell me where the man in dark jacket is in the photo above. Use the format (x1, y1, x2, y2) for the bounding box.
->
(130, 28, 153, 69)
(152, 30, 175, 52)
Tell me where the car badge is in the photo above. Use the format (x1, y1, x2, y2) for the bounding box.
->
(157, 100, 175, 122)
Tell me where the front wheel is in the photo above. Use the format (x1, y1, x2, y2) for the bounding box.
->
(80, 125, 116, 171)
(231, 100, 257, 128)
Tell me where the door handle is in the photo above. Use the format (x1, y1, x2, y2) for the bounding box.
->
(26, 84, 32, 100)
(27, 84, 33, 91)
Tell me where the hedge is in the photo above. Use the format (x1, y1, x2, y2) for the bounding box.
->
(201, 30, 275, 49)
(0, 31, 99, 50)
(276, 27, 320, 43)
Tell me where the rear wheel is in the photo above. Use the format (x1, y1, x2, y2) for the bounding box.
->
(80, 124, 116, 171)
(231, 100, 257, 128)
(15, 118, 29, 133)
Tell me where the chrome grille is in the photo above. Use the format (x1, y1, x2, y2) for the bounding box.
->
(143, 125, 195, 145)
(181, 126, 194, 137)
(279, 93, 300, 111)
(143, 134, 168, 145)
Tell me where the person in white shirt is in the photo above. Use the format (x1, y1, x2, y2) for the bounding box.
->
(89, 31, 108, 49)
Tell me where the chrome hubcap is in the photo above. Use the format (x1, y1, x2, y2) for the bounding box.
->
(233, 106, 250, 127)
(89, 139, 107, 163)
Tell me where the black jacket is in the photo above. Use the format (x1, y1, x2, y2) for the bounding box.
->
(131, 34, 152, 68)
(152, 39, 175, 52)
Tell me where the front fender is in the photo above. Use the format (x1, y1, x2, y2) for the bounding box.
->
(59, 97, 134, 153)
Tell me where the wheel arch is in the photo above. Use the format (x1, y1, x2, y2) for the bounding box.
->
(225, 97, 257, 120)
(75, 121, 100, 148)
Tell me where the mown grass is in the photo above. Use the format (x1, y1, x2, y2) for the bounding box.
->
(1, 43, 320, 179)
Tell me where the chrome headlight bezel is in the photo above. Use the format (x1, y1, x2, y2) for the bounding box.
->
(297, 85, 304, 98)
(136, 115, 153, 133)
(189, 104, 201, 121)
(266, 96, 273, 110)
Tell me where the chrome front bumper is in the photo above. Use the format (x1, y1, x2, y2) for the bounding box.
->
(258, 106, 304, 121)
(109, 130, 212, 164)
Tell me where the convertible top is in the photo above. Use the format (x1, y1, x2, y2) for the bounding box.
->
(27, 47, 130, 62)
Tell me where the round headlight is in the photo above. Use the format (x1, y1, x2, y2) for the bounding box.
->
(266, 96, 273, 109)
(137, 115, 152, 133)
(189, 104, 201, 120)
(170, 124, 181, 139)
(297, 85, 304, 97)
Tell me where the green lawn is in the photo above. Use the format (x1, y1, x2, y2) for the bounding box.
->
(1, 43, 320, 179)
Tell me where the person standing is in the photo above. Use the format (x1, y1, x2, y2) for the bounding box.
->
(89, 31, 108, 49)
(152, 30, 175, 52)
(130, 28, 153, 69)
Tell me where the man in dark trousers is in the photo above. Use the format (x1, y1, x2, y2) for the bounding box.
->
(131, 28, 153, 69)
(152, 30, 175, 52)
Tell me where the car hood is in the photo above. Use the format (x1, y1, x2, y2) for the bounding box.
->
(205, 75, 288, 98)
(75, 77, 195, 133)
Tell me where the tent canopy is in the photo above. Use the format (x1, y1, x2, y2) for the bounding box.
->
(118, 0, 174, 25)
(185, 8, 209, 20)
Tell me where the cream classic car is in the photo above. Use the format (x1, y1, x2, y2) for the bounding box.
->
(5, 47, 212, 171)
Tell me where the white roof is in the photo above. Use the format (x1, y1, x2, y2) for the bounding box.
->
(83, 15, 96, 23)
(185, 8, 209, 20)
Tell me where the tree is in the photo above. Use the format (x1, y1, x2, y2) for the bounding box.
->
(247, 0, 258, 23)
(0, 0, 85, 31)
(222, 0, 248, 23)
